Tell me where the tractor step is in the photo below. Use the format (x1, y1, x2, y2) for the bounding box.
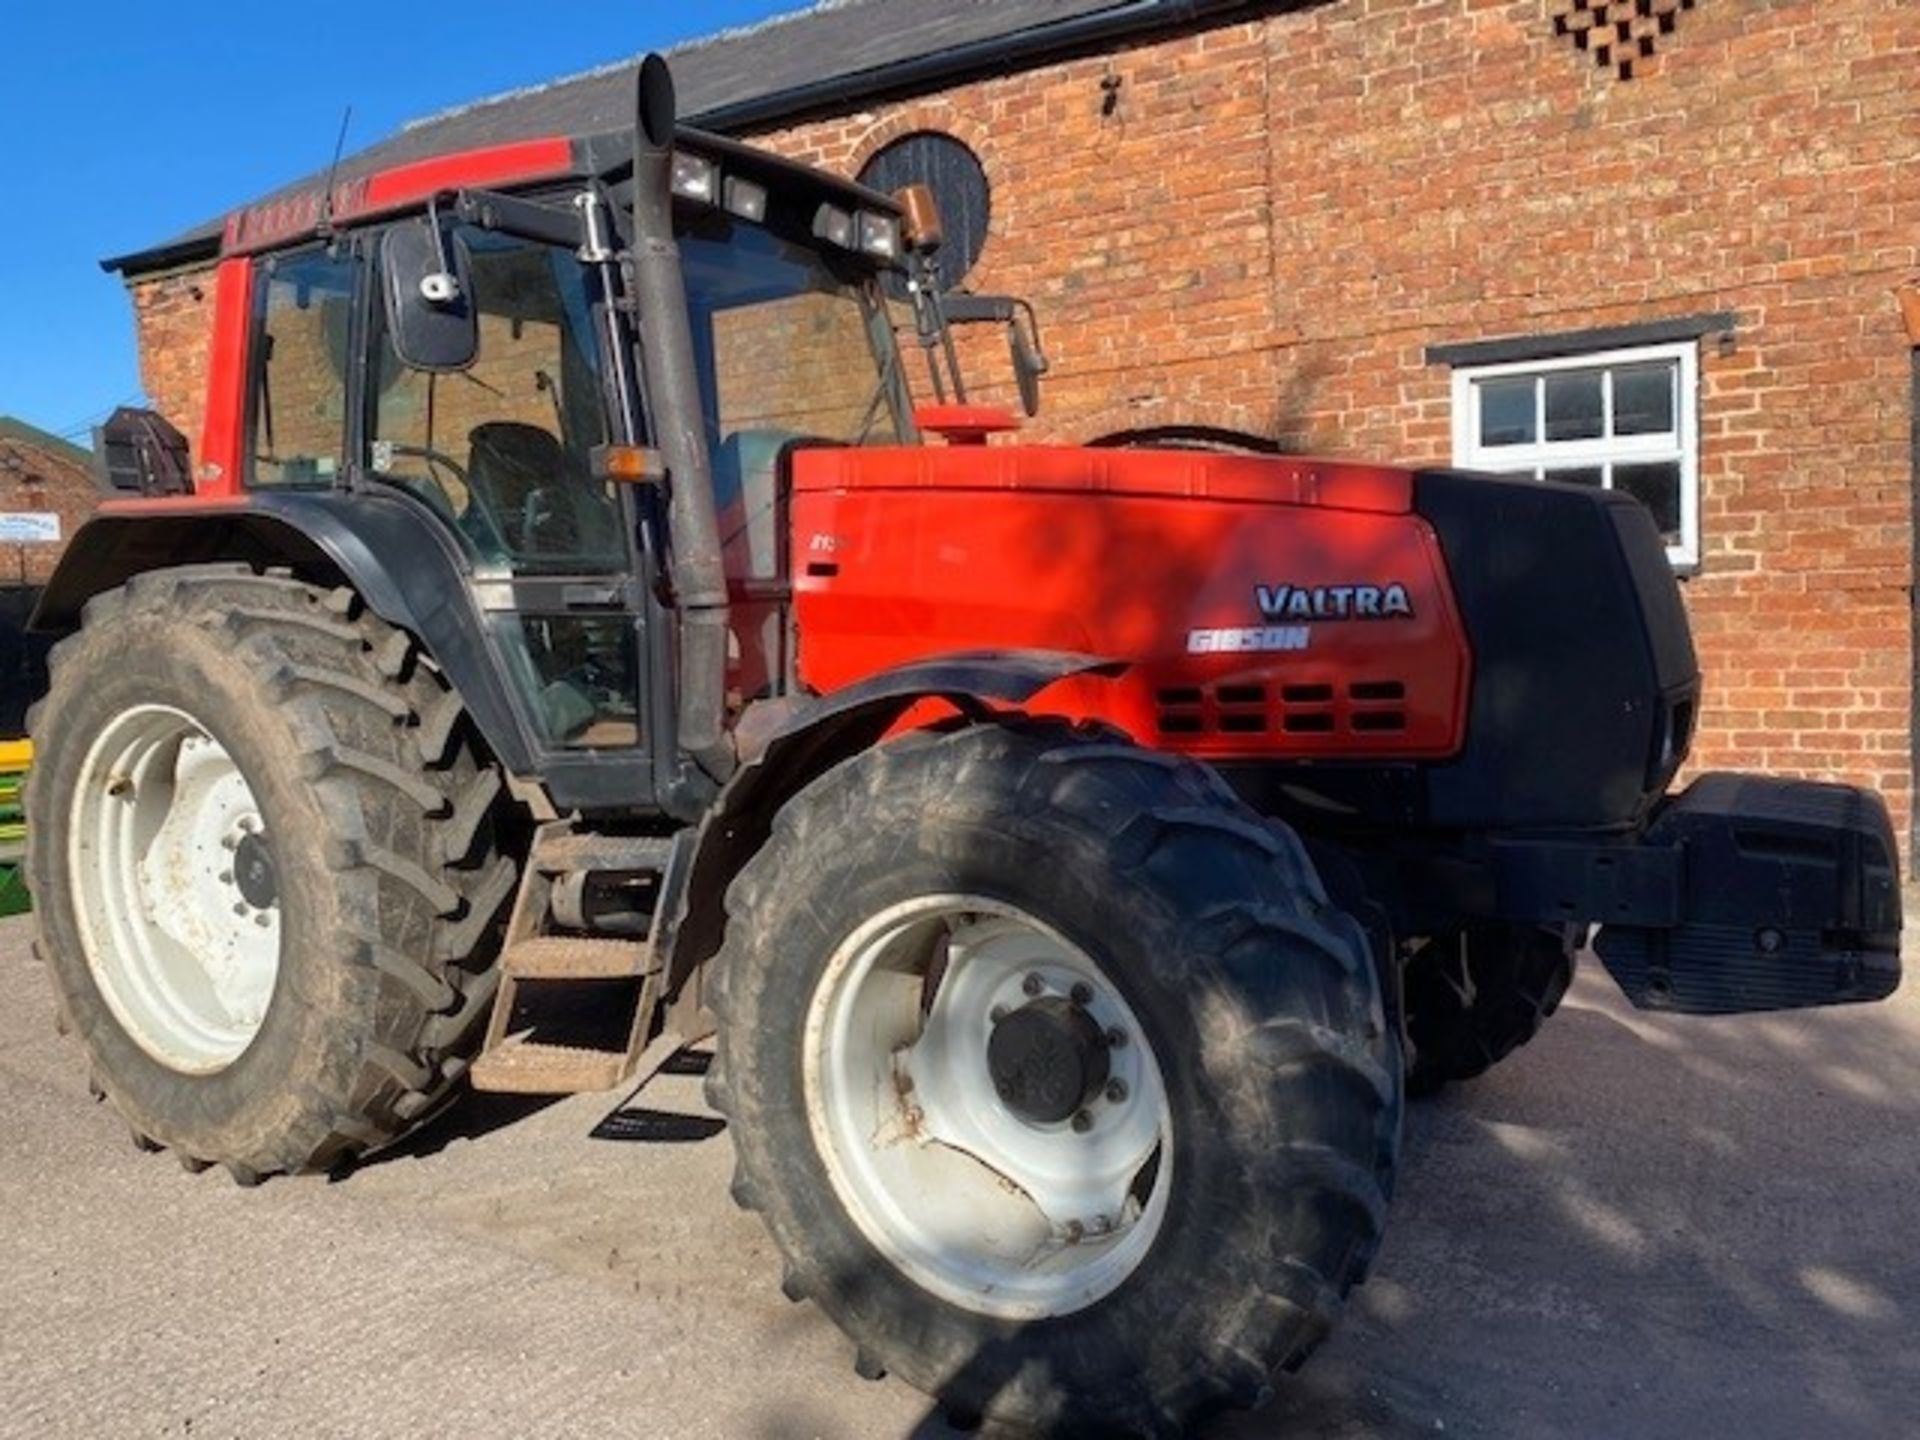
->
(502, 936, 655, 980)
(532, 832, 676, 875)
(470, 822, 695, 1097)
(469, 1036, 632, 1094)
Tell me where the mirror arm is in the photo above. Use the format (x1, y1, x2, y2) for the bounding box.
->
(418, 195, 463, 306)
(450, 187, 592, 251)
(906, 259, 950, 404)
(908, 254, 970, 406)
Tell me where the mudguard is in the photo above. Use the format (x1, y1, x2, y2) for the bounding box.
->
(32, 490, 538, 776)
(657, 649, 1125, 1015)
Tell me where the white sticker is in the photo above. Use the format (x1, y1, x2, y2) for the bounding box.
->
(0, 513, 61, 544)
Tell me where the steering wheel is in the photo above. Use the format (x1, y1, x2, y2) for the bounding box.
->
(380, 442, 517, 557)
(379, 442, 469, 518)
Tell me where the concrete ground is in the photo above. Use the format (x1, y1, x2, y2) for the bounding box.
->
(2, 912, 1916, 1440)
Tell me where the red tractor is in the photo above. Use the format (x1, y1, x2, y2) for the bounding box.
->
(28, 59, 1900, 1437)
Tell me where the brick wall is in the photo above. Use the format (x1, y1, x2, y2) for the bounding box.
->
(0, 432, 102, 587)
(744, 0, 1920, 840)
(130, 270, 218, 470)
(122, 0, 1920, 838)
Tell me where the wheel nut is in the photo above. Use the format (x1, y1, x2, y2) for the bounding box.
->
(254, 913, 272, 929)
(1105, 1079, 1128, 1104)
(1022, 974, 1044, 998)
(1070, 982, 1094, 1008)
(1064, 1220, 1085, 1244)
(1105, 1026, 1128, 1049)
(989, 1004, 1008, 1024)
(218, 871, 234, 886)
(233, 903, 249, 917)
(1071, 1110, 1094, 1134)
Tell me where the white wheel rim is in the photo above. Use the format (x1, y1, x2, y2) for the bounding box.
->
(68, 704, 283, 1074)
(804, 895, 1173, 1321)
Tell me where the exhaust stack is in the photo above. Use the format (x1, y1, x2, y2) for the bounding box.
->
(629, 54, 734, 781)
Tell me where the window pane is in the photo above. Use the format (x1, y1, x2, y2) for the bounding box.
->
(1545, 466, 1605, 487)
(1614, 461, 1683, 540)
(1613, 362, 1676, 436)
(516, 615, 640, 748)
(370, 229, 623, 573)
(1478, 377, 1535, 447)
(252, 251, 355, 488)
(688, 220, 904, 448)
(1544, 370, 1604, 442)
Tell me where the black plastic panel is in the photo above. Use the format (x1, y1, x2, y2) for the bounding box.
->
(1414, 469, 1700, 831)
(1596, 773, 1903, 1014)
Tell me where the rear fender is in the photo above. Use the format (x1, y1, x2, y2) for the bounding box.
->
(33, 491, 536, 775)
(657, 650, 1125, 1031)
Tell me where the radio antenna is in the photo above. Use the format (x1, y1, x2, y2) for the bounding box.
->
(317, 105, 354, 239)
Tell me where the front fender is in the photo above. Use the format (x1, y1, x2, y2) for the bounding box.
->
(658, 648, 1125, 1024)
(34, 491, 537, 776)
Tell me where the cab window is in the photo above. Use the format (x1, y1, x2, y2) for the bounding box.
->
(249, 249, 355, 488)
(368, 226, 625, 573)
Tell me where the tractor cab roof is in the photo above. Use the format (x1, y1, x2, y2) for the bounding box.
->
(207, 124, 902, 263)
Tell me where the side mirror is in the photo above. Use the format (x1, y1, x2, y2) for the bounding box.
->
(380, 219, 477, 372)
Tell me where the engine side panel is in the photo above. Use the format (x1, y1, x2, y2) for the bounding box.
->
(789, 454, 1472, 761)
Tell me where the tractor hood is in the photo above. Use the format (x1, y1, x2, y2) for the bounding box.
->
(781, 444, 1701, 834)
(783, 443, 1472, 765)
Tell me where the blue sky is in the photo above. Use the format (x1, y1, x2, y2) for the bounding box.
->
(0, 0, 797, 444)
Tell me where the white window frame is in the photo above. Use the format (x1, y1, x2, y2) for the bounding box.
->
(1450, 340, 1700, 569)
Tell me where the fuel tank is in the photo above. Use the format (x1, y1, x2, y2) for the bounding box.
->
(787, 446, 1473, 760)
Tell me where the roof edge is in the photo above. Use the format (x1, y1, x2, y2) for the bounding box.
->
(105, 0, 1262, 279)
(0, 416, 95, 466)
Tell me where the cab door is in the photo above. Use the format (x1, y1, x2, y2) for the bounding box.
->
(358, 222, 657, 812)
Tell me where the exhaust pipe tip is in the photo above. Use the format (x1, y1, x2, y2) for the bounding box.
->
(638, 53, 676, 156)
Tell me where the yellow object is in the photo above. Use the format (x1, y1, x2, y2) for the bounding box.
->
(0, 741, 30, 771)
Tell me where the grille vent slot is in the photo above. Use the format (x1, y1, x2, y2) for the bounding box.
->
(1156, 679, 1411, 740)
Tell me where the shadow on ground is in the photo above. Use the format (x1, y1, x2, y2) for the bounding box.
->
(1216, 971, 1920, 1439)
(321, 956, 1920, 1439)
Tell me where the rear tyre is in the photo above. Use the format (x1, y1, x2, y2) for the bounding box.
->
(707, 723, 1400, 1436)
(1403, 925, 1576, 1096)
(27, 566, 517, 1177)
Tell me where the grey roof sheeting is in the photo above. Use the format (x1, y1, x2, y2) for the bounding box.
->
(106, 0, 1254, 276)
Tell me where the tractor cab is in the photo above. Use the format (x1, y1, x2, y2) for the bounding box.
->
(353, 142, 919, 774)
(79, 89, 998, 821)
(161, 91, 1050, 824)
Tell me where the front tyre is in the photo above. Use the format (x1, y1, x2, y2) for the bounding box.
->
(707, 724, 1400, 1436)
(1403, 925, 1576, 1096)
(27, 566, 517, 1179)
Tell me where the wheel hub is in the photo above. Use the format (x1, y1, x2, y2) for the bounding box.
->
(232, 831, 278, 910)
(805, 897, 1172, 1322)
(988, 996, 1111, 1125)
(68, 705, 283, 1074)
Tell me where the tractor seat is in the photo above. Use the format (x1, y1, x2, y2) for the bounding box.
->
(466, 421, 619, 563)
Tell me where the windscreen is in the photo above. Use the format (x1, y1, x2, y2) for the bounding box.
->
(682, 218, 908, 587)
(684, 220, 907, 452)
